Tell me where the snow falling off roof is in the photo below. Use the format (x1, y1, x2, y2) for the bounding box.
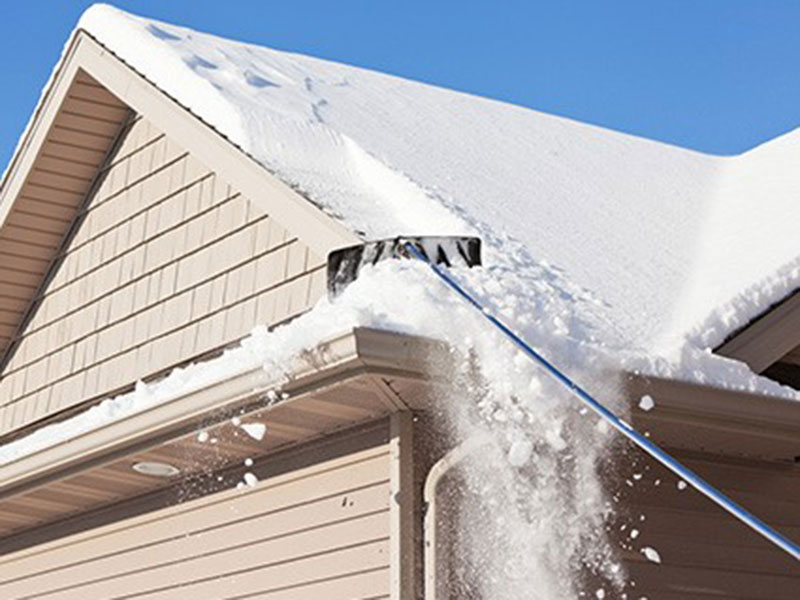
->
(77, 5, 800, 355)
(5, 8, 800, 593)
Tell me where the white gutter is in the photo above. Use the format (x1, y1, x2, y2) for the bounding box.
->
(0, 327, 433, 503)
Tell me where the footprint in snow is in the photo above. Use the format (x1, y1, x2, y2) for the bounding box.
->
(146, 24, 181, 41)
(184, 54, 218, 71)
(244, 70, 280, 89)
(311, 98, 329, 123)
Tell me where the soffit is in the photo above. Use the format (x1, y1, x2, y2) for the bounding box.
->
(0, 327, 437, 544)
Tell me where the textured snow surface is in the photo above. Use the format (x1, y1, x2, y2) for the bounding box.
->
(79, 4, 800, 357)
(3, 4, 800, 596)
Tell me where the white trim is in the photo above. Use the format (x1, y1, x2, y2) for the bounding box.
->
(73, 32, 360, 258)
(389, 411, 416, 600)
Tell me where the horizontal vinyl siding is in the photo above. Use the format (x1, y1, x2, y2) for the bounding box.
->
(621, 451, 800, 599)
(0, 117, 327, 435)
(0, 444, 391, 599)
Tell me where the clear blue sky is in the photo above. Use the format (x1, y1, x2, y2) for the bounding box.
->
(2, 1, 799, 169)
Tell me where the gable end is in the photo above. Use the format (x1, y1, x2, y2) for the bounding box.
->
(0, 31, 360, 438)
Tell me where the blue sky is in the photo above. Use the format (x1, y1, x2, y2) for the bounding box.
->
(1, 1, 799, 169)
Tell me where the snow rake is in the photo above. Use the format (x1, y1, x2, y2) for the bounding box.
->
(326, 236, 800, 560)
(394, 241, 800, 563)
(326, 236, 481, 297)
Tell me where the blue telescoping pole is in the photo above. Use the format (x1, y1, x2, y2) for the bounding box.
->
(404, 242, 800, 562)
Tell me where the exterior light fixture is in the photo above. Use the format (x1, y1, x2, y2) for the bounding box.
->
(132, 461, 180, 477)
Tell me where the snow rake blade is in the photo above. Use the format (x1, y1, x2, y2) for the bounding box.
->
(327, 236, 481, 297)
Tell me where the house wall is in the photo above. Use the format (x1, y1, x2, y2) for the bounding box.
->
(0, 70, 129, 358)
(0, 433, 392, 599)
(0, 115, 327, 436)
(621, 448, 800, 599)
(428, 445, 800, 598)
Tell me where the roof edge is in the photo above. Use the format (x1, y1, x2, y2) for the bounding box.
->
(625, 372, 800, 460)
(715, 289, 800, 373)
(0, 29, 360, 261)
(0, 326, 435, 504)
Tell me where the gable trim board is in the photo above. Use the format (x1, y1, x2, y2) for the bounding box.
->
(716, 289, 800, 375)
(0, 30, 361, 439)
(0, 30, 358, 258)
(71, 30, 360, 254)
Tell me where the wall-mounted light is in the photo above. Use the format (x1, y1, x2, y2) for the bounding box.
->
(132, 461, 180, 477)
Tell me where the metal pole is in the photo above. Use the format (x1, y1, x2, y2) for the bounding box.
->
(405, 242, 800, 562)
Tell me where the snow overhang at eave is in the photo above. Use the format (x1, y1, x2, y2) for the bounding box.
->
(2, 322, 799, 547)
(0, 327, 444, 545)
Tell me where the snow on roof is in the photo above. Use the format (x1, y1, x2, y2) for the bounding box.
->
(4, 9, 799, 590)
(75, 5, 800, 359)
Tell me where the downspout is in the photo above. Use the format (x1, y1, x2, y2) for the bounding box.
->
(423, 434, 492, 600)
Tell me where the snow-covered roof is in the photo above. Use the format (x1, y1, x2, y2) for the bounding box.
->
(4, 11, 800, 590)
(74, 5, 800, 359)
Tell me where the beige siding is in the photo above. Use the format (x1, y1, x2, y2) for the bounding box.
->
(0, 116, 327, 435)
(0, 442, 391, 599)
(0, 70, 129, 361)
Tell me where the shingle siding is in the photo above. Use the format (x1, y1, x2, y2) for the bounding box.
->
(0, 116, 327, 435)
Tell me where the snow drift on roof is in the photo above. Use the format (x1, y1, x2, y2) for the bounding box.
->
(76, 5, 800, 357)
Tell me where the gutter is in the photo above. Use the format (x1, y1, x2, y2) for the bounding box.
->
(0, 327, 437, 504)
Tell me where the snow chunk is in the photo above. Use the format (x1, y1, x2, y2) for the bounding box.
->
(638, 395, 655, 412)
(641, 546, 662, 564)
(240, 422, 267, 441)
(243, 472, 259, 487)
(507, 439, 534, 467)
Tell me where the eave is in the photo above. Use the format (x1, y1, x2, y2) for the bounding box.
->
(4, 321, 800, 548)
(625, 373, 800, 461)
(0, 327, 441, 547)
